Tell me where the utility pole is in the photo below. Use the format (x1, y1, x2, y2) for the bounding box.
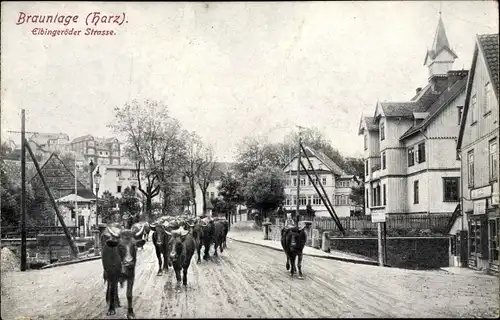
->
(20, 110, 27, 271)
(295, 127, 302, 225)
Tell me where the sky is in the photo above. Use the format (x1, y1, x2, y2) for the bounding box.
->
(1, 1, 498, 162)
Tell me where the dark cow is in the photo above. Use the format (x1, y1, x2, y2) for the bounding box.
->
(166, 226, 196, 291)
(150, 223, 172, 275)
(101, 224, 145, 318)
(212, 220, 227, 256)
(193, 218, 215, 263)
(281, 225, 308, 279)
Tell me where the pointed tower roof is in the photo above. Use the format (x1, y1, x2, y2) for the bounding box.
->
(424, 15, 458, 65)
(431, 15, 451, 54)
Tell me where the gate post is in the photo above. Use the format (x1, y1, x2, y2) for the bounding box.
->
(322, 231, 331, 252)
(262, 221, 272, 240)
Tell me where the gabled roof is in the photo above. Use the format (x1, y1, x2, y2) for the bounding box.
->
(478, 34, 499, 98)
(457, 33, 499, 150)
(400, 74, 468, 141)
(283, 146, 346, 176)
(71, 135, 94, 143)
(358, 116, 378, 135)
(376, 81, 443, 119)
(28, 153, 95, 199)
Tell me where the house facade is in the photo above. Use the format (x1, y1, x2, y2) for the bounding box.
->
(92, 164, 142, 199)
(359, 16, 465, 220)
(456, 33, 499, 273)
(71, 135, 121, 166)
(283, 146, 359, 218)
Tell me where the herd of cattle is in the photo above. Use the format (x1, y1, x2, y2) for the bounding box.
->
(99, 215, 309, 319)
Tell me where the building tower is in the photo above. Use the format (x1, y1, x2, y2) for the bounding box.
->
(423, 14, 458, 85)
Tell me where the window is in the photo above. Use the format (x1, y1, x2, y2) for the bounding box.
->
(292, 197, 297, 205)
(484, 82, 493, 114)
(468, 150, 474, 187)
(471, 95, 477, 124)
(116, 170, 121, 177)
(458, 106, 463, 125)
(117, 186, 122, 193)
(308, 179, 312, 186)
(300, 178, 305, 186)
(364, 134, 367, 150)
(322, 177, 327, 185)
(366, 189, 369, 207)
(382, 151, 386, 170)
(131, 186, 136, 192)
(293, 178, 297, 186)
(210, 192, 215, 199)
(307, 197, 311, 205)
(413, 180, 419, 204)
(408, 147, 415, 167)
(130, 170, 137, 178)
(299, 197, 307, 206)
(365, 160, 369, 175)
(286, 198, 291, 206)
(417, 142, 426, 163)
(383, 184, 386, 206)
(443, 177, 459, 202)
(469, 217, 489, 260)
(489, 139, 498, 181)
(206, 192, 209, 198)
(380, 122, 385, 141)
(312, 195, 321, 205)
(372, 185, 381, 206)
(335, 195, 349, 206)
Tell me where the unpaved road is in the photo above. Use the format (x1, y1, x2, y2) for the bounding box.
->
(1, 238, 499, 319)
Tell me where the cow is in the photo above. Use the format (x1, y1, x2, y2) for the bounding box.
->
(101, 224, 145, 318)
(212, 220, 227, 256)
(150, 222, 172, 275)
(281, 225, 308, 279)
(165, 226, 196, 291)
(193, 218, 215, 263)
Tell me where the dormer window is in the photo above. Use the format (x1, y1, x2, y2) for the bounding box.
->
(380, 123, 385, 141)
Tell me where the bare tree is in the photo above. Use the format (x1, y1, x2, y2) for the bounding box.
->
(109, 99, 187, 221)
(196, 146, 217, 215)
(183, 132, 205, 216)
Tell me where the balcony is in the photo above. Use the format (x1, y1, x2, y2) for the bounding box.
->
(371, 164, 381, 180)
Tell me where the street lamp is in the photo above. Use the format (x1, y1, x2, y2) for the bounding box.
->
(94, 168, 102, 228)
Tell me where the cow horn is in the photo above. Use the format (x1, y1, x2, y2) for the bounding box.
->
(135, 224, 145, 238)
(107, 226, 120, 238)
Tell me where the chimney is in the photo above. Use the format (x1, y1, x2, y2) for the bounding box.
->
(447, 70, 469, 89)
(416, 87, 422, 95)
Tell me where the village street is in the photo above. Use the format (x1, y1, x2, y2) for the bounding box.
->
(1, 235, 498, 319)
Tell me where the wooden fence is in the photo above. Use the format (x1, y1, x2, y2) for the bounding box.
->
(298, 213, 453, 232)
(1, 226, 78, 239)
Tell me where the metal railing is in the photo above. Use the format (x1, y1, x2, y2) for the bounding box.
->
(1, 226, 78, 239)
